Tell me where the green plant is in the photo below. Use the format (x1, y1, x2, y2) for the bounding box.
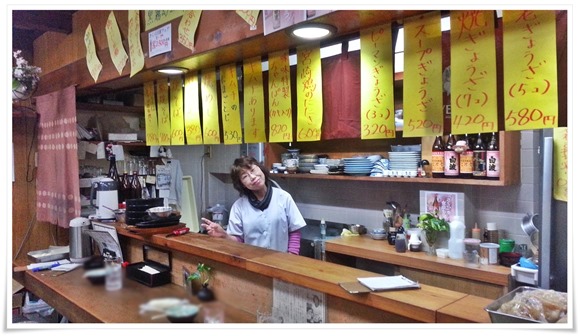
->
(187, 263, 212, 287)
(417, 212, 450, 247)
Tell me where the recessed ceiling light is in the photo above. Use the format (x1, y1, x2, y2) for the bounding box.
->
(156, 67, 188, 75)
(291, 23, 336, 40)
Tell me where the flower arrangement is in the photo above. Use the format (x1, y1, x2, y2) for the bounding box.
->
(417, 211, 450, 254)
(187, 262, 212, 287)
(12, 50, 42, 99)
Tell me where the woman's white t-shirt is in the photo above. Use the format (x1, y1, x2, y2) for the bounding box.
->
(226, 188, 306, 253)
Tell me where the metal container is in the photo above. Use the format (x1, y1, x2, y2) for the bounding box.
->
(484, 286, 541, 323)
(69, 217, 93, 263)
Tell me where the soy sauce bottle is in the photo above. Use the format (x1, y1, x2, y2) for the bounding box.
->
(444, 134, 459, 178)
(472, 133, 487, 179)
(486, 132, 500, 180)
(431, 136, 445, 178)
(459, 134, 473, 179)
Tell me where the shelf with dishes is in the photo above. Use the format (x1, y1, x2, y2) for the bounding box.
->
(262, 131, 520, 187)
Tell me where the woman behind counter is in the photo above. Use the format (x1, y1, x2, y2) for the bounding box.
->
(201, 156, 306, 254)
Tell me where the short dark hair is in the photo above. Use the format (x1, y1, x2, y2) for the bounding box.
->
(230, 156, 270, 196)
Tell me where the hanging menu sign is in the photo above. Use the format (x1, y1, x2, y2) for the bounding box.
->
(84, 24, 102, 83)
(219, 63, 243, 144)
(503, 10, 558, 131)
(553, 127, 567, 202)
(128, 10, 145, 78)
(105, 11, 128, 75)
(143, 81, 159, 145)
(450, 10, 498, 134)
(403, 12, 443, 137)
(296, 43, 323, 142)
(243, 56, 267, 143)
(360, 23, 395, 140)
(156, 79, 171, 145)
(170, 77, 185, 145)
(184, 73, 203, 145)
(178, 10, 202, 52)
(201, 68, 221, 144)
(236, 10, 260, 30)
(268, 50, 293, 143)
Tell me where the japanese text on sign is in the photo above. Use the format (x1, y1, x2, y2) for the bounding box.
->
(84, 24, 102, 83)
(156, 80, 171, 145)
(184, 73, 203, 145)
(236, 10, 260, 29)
(403, 12, 443, 137)
(149, 24, 172, 57)
(503, 10, 558, 131)
(143, 81, 159, 145)
(268, 50, 293, 143)
(178, 10, 202, 52)
(170, 77, 185, 145)
(360, 23, 395, 140)
(105, 11, 128, 76)
(201, 69, 221, 144)
(553, 127, 567, 202)
(128, 10, 145, 78)
(450, 10, 498, 134)
(243, 56, 267, 143)
(297, 44, 323, 142)
(220, 63, 243, 144)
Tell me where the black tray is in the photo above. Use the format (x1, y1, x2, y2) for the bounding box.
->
(134, 214, 182, 228)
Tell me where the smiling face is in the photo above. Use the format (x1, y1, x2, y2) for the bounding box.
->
(239, 164, 266, 192)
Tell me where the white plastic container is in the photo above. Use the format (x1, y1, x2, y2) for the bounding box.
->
(448, 216, 466, 259)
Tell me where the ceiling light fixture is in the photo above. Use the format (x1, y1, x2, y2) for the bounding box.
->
(156, 67, 188, 75)
(290, 23, 336, 40)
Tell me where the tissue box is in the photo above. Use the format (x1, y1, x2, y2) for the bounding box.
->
(126, 245, 172, 287)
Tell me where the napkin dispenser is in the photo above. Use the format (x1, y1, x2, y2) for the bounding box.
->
(126, 245, 171, 287)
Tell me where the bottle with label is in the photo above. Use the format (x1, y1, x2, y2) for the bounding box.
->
(444, 134, 459, 177)
(130, 171, 142, 200)
(431, 135, 445, 178)
(107, 154, 122, 203)
(448, 216, 466, 259)
(459, 134, 473, 179)
(121, 172, 131, 202)
(472, 133, 487, 179)
(486, 132, 500, 180)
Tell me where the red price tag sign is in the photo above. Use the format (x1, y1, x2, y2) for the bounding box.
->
(201, 69, 221, 144)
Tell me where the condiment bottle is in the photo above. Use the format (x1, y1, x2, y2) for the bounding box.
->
(107, 154, 122, 203)
(486, 132, 500, 180)
(459, 134, 473, 179)
(130, 171, 142, 199)
(431, 136, 445, 178)
(472, 222, 481, 240)
(448, 216, 465, 259)
(444, 134, 459, 177)
(472, 133, 487, 179)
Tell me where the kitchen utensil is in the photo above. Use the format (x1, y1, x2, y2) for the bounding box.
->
(166, 303, 199, 323)
(89, 177, 119, 220)
(147, 206, 173, 218)
(521, 213, 539, 236)
(69, 217, 93, 263)
(349, 224, 367, 235)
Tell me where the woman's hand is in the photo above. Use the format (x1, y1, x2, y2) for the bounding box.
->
(200, 218, 228, 238)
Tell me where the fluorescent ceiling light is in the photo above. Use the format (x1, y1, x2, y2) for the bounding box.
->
(157, 67, 188, 75)
(291, 23, 336, 40)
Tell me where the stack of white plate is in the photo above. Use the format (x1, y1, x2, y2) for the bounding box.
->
(388, 151, 421, 171)
(343, 157, 373, 176)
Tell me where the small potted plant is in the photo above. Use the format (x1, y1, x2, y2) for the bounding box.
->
(417, 212, 450, 255)
(187, 263, 214, 302)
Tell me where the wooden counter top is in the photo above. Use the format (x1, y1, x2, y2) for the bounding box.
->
(325, 235, 511, 286)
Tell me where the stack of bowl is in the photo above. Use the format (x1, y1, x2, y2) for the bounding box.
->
(298, 154, 319, 173)
(125, 198, 164, 224)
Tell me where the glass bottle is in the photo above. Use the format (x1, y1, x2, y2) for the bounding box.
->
(459, 134, 473, 179)
(107, 154, 122, 202)
(431, 136, 445, 178)
(444, 133, 459, 177)
(472, 133, 487, 179)
(121, 172, 132, 202)
(130, 171, 142, 200)
(486, 132, 500, 180)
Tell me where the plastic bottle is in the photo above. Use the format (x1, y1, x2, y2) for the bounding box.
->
(471, 222, 481, 240)
(448, 216, 466, 259)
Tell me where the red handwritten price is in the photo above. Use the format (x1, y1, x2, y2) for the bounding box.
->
(452, 115, 496, 132)
(270, 124, 291, 139)
(205, 129, 220, 143)
(406, 118, 443, 134)
(505, 108, 556, 127)
(159, 133, 171, 143)
(298, 127, 321, 140)
(171, 129, 184, 143)
(224, 130, 242, 143)
(363, 123, 395, 138)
